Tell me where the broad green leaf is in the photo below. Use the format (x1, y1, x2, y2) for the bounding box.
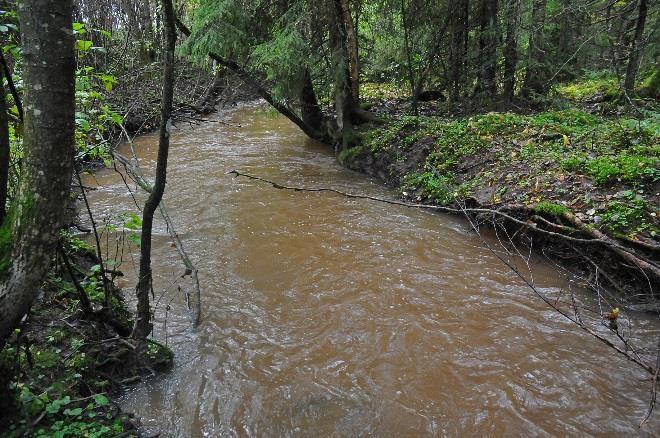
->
(93, 394, 109, 407)
(76, 40, 93, 51)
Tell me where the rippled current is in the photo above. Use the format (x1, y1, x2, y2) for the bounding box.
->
(83, 103, 659, 436)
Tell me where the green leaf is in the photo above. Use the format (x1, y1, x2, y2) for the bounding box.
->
(93, 394, 109, 407)
(127, 233, 140, 247)
(124, 213, 142, 230)
(76, 40, 93, 51)
(63, 407, 83, 416)
(45, 396, 71, 414)
(72, 22, 86, 34)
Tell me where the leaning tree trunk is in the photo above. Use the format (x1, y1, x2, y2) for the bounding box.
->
(175, 18, 332, 145)
(132, 0, 176, 341)
(521, 0, 548, 97)
(0, 0, 76, 346)
(502, 0, 520, 102)
(624, 0, 648, 96)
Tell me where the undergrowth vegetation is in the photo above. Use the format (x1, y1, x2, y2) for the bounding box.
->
(0, 236, 173, 437)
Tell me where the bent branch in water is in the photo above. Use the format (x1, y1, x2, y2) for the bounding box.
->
(227, 169, 659, 279)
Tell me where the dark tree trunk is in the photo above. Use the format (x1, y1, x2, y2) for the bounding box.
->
(624, 0, 648, 95)
(474, 0, 499, 98)
(0, 0, 76, 345)
(502, 0, 520, 102)
(0, 69, 9, 224)
(132, 0, 176, 341)
(300, 68, 324, 132)
(340, 0, 360, 103)
(329, 0, 356, 152)
(522, 0, 548, 97)
(448, 0, 469, 103)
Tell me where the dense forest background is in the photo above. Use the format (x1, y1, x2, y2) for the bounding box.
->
(0, 0, 658, 435)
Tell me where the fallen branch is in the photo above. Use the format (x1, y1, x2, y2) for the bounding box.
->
(228, 169, 660, 281)
(228, 169, 657, 376)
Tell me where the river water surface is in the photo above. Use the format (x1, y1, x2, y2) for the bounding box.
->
(84, 103, 659, 436)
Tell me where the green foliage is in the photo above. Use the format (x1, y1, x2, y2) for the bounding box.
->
(585, 154, 659, 186)
(553, 72, 620, 102)
(529, 109, 599, 130)
(337, 144, 365, 164)
(179, 0, 256, 61)
(0, 212, 12, 273)
(9, 384, 125, 438)
(59, 230, 92, 252)
(534, 201, 569, 217)
(0, 196, 35, 275)
(360, 82, 408, 102)
(639, 69, 660, 97)
(251, 4, 311, 100)
(402, 171, 456, 204)
(359, 104, 658, 238)
(601, 195, 654, 236)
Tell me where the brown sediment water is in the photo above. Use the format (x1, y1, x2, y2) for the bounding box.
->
(83, 102, 659, 436)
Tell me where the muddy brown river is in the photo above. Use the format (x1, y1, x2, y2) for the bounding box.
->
(84, 103, 659, 436)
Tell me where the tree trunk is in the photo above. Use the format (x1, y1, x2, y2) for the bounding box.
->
(300, 68, 324, 133)
(329, 0, 356, 152)
(340, 0, 360, 103)
(502, 0, 520, 102)
(132, 0, 176, 341)
(0, 0, 76, 346)
(448, 0, 469, 103)
(624, 0, 648, 95)
(474, 0, 499, 98)
(521, 0, 548, 97)
(0, 68, 9, 224)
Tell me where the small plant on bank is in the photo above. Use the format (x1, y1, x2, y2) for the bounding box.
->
(534, 201, 569, 217)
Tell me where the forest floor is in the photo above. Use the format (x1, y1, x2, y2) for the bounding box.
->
(0, 240, 173, 437)
(344, 78, 659, 300)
